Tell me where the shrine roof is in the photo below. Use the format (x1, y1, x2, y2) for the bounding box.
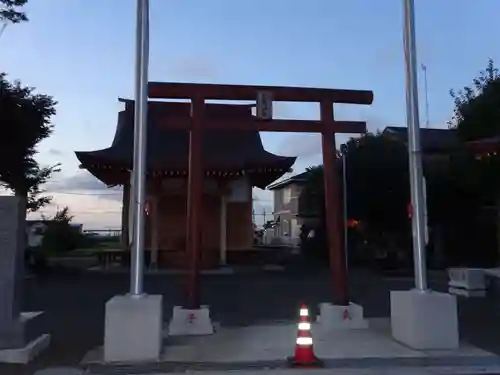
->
(465, 135, 500, 154)
(382, 126, 460, 153)
(75, 101, 296, 186)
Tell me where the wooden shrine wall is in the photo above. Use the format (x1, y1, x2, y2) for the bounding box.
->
(143, 182, 253, 268)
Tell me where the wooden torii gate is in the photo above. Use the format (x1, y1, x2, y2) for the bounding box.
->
(148, 82, 374, 308)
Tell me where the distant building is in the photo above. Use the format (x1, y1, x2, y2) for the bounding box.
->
(267, 172, 309, 244)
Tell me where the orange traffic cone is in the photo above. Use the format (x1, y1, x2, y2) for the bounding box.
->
(288, 304, 322, 368)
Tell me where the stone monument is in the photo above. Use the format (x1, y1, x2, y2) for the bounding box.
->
(0, 196, 50, 363)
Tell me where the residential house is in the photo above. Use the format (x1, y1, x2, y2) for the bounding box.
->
(267, 172, 309, 244)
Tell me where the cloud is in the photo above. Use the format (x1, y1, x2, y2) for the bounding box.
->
(34, 171, 124, 228)
(29, 193, 122, 229)
(46, 171, 122, 199)
(166, 56, 219, 82)
(48, 148, 64, 156)
(277, 133, 321, 159)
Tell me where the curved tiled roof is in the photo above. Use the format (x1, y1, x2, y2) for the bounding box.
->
(75, 100, 296, 187)
(382, 126, 460, 153)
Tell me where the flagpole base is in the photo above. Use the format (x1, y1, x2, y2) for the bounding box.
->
(317, 302, 369, 330)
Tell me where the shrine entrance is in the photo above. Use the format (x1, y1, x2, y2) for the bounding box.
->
(148, 82, 374, 308)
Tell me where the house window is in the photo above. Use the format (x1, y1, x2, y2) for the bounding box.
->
(283, 187, 292, 204)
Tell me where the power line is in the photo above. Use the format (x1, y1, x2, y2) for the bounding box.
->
(48, 191, 122, 196)
(35, 210, 121, 215)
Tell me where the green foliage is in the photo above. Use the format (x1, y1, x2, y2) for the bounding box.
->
(0, 0, 28, 23)
(299, 133, 410, 233)
(449, 59, 500, 141)
(298, 165, 324, 219)
(343, 133, 410, 232)
(445, 59, 500, 266)
(298, 133, 412, 263)
(0, 73, 60, 212)
(40, 207, 83, 255)
(447, 60, 500, 205)
(298, 60, 500, 268)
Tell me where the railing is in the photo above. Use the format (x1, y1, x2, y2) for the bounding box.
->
(261, 235, 300, 247)
(84, 229, 122, 237)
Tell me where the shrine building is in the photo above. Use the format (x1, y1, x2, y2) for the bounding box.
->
(75, 99, 296, 269)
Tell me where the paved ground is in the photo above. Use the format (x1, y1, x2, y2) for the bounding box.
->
(2, 264, 500, 375)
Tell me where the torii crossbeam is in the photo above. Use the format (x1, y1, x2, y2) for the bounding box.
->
(148, 82, 374, 308)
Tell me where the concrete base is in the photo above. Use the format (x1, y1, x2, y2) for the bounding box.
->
(391, 290, 459, 350)
(0, 311, 47, 350)
(168, 306, 214, 336)
(104, 294, 163, 363)
(82, 319, 498, 369)
(0, 333, 51, 364)
(317, 302, 369, 330)
(0, 311, 50, 364)
(33, 367, 84, 375)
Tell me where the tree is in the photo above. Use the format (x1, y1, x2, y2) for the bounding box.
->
(41, 207, 83, 255)
(300, 133, 410, 232)
(299, 133, 411, 264)
(0, 73, 60, 212)
(449, 59, 500, 140)
(0, 0, 28, 23)
(446, 59, 500, 266)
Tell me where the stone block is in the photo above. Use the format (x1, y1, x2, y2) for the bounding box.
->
(0, 333, 51, 364)
(168, 306, 214, 336)
(317, 302, 369, 330)
(448, 268, 486, 297)
(391, 290, 459, 350)
(104, 294, 163, 362)
(0, 311, 46, 349)
(0, 196, 26, 330)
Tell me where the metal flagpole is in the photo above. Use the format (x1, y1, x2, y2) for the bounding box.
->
(403, 0, 428, 291)
(130, 0, 150, 296)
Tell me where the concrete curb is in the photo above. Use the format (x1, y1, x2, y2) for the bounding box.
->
(84, 355, 500, 375)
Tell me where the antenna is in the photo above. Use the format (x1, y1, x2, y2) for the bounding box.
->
(421, 63, 430, 128)
(0, 23, 7, 39)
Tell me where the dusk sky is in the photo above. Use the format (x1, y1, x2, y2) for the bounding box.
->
(1, 0, 499, 228)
